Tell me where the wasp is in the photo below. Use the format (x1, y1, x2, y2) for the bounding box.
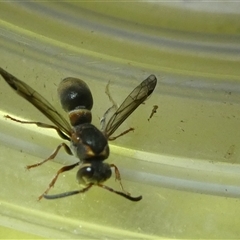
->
(0, 67, 157, 202)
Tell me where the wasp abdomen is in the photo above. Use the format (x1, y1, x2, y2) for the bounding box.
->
(58, 77, 93, 112)
(68, 109, 92, 126)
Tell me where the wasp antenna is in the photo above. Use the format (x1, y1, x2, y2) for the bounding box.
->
(98, 184, 142, 202)
(43, 184, 93, 200)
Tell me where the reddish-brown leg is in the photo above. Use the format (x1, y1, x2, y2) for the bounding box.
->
(38, 162, 80, 200)
(105, 81, 118, 110)
(108, 127, 134, 141)
(26, 143, 72, 169)
(110, 163, 130, 195)
(5, 115, 70, 140)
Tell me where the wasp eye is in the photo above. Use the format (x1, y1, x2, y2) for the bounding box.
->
(76, 165, 94, 185)
(84, 166, 94, 178)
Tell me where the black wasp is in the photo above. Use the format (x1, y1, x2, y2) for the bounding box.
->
(0, 67, 157, 202)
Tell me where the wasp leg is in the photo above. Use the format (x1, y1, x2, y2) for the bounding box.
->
(5, 115, 70, 140)
(26, 143, 73, 169)
(100, 105, 116, 131)
(110, 163, 130, 196)
(38, 162, 80, 200)
(108, 127, 134, 141)
(105, 81, 118, 110)
(100, 81, 118, 130)
(101, 82, 135, 139)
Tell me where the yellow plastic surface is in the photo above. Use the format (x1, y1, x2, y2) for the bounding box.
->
(1, 2, 240, 239)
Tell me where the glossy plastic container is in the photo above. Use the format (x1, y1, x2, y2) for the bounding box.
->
(1, 2, 240, 239)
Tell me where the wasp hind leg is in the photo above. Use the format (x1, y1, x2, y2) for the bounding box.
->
(100, 81, 118, 131)
(5, 115, 70, 140)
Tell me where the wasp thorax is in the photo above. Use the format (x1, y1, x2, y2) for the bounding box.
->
(58, 77, 93, 112)
(71, 124, 110, 161)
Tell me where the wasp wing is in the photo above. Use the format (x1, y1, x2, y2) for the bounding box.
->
(0, 67, 72, 137)
(104, 74, 157, 138)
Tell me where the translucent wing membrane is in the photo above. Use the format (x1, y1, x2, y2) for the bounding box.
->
(104, 74, 157, 138)
(0, 67, 72, 137)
